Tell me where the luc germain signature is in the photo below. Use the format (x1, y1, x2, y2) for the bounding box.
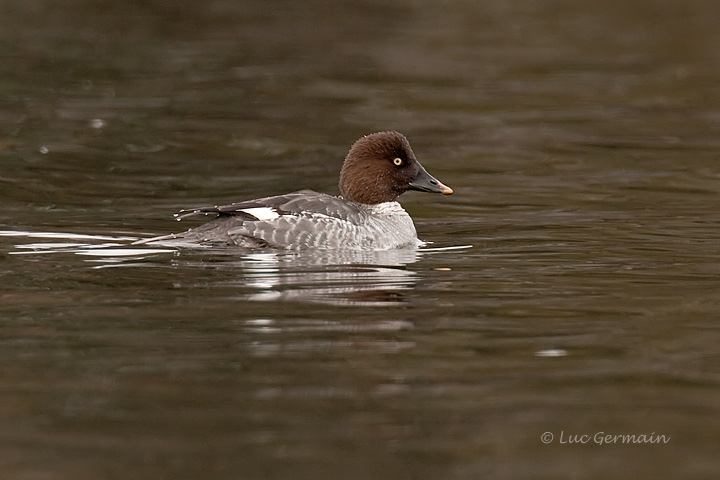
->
(541, 431, 671, 445)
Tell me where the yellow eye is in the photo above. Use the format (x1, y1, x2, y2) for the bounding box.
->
(393, 157, 403, 166)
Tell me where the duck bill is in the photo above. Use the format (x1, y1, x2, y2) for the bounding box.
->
(408, 164, 454, 195)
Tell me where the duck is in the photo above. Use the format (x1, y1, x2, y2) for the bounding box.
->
(136, 131, 453, 250)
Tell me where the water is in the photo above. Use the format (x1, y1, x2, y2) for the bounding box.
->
(2, 1, 720, 478)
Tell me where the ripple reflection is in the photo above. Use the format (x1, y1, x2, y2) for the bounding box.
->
(3, 230, 471, 307)
(214, 249, 420, 306)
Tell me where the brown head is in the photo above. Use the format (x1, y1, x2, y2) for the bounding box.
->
(338, 131, 453, 204)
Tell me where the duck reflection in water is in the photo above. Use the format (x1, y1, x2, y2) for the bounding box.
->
(221, 247, 420, 307)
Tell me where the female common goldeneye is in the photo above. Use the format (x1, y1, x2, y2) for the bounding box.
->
(137, 131, 453, 250)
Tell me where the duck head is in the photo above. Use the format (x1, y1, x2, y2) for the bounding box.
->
(339, 131, 453, 204)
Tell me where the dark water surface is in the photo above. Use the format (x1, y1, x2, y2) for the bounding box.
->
(2, 1, 720, 478)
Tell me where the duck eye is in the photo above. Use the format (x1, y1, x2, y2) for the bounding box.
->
(393, 157, 403, 166)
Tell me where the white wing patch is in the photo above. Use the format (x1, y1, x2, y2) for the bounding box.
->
(241, 207, 281, 221)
